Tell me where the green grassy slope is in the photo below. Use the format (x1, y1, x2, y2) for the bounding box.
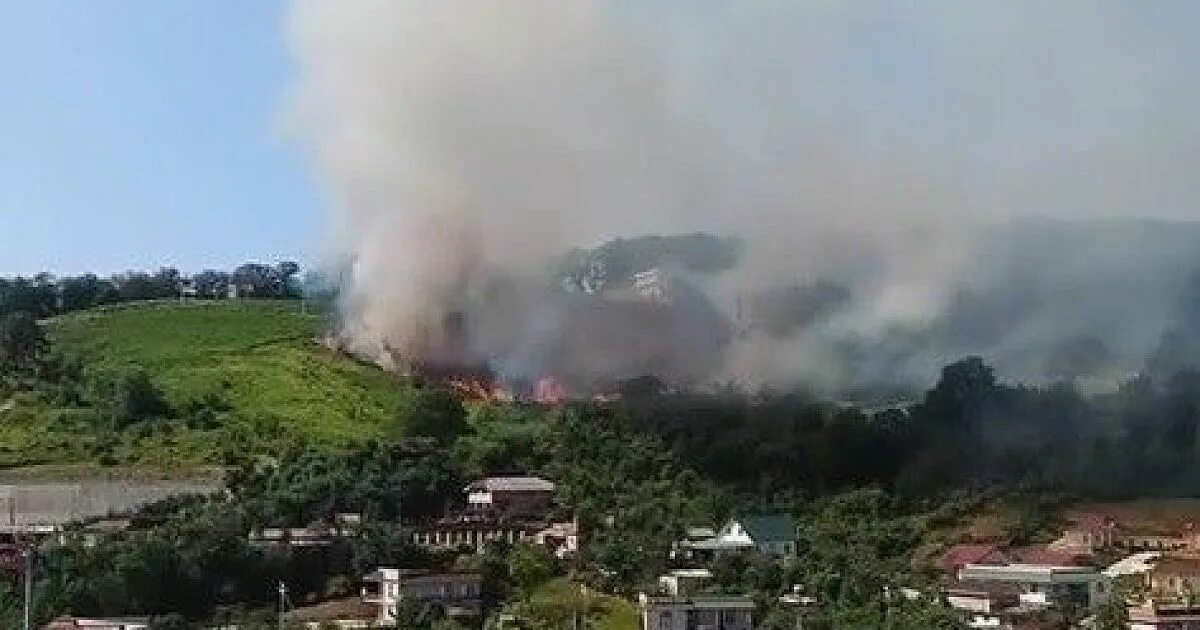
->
(521, 579, 639, 630)
(0, 300, 407, 470)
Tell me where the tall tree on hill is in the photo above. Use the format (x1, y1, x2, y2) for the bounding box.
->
(190, 270, 231, 299)
(115, 272, 165, 301)
(109, 369, 173, 426)
(231, 263, 277, 298)
(0, 311, 47, 375)
(275, 260, 301, 298)
(59, 274, 117, 311)
(396, 387, 469, 446)
(917, 356, 997, 428)
(0, 275, 58, 318)
(152, 267, 183, 296)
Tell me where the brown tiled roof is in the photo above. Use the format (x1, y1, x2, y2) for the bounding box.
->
(1067, 511, 1114, 533)
(944, 579, 1024, 599)
(287, 596, 376, 623)
(939, 543, 1009, 573)
(1008, 544, 1092, 567)
(467, 477, 555, 492)
(405, 572, 483, 586)
(1150, 556, 1200, 577)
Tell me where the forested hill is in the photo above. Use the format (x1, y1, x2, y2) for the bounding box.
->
(3, 294, 1200, 496)
(4, 295, 1200, 627)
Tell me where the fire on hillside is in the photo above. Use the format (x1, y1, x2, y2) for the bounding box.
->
(411, 362, 575, 406)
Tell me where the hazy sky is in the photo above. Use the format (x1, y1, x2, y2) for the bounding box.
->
(2, 2, 1199, 278)
(0, 1, 316, 275)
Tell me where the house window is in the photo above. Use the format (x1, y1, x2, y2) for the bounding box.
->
(659, 611, 673, 630)
(724, 610, 748, 627)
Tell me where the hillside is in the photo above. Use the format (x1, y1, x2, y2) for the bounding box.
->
(0, 300, 408, 470)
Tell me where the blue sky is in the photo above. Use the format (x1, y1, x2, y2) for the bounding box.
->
(0, 1, 317, 275)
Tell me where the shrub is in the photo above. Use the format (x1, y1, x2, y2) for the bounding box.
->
(109, 369, 172, 426)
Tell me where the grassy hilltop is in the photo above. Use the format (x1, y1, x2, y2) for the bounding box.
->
(0, 300, 407, 471)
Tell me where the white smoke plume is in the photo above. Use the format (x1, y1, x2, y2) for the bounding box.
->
(285, 1, 1200, 391)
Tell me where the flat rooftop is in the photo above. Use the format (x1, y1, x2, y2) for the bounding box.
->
(959, 563, 1101, 584)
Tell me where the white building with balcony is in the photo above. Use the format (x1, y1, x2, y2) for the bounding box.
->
(361, 568, 482, 625)
(638, 593, 754, 630)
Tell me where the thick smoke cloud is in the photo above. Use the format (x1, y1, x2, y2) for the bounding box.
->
(285, 1, 1200, 392)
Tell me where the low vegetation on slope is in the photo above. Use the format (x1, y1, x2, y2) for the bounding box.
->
(0, 300, 407, 470)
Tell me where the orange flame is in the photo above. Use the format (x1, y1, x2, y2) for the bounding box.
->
(447, 375, 514, 403)
(534, 376, 569, 406)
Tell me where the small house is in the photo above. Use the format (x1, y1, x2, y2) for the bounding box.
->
(286, 597, 376, 629)
(684, 514, 796, 557)
(1128, 599, 1200, 629)
(940, 580, 1066, 629)
(1056, 513, 1117, 553)
(1103, 551, 1161, 589)
(658, 569, 714, 597)
(464, 476, 555, 517)
(1146, 556, 1200, 600)
(957, 563, 1110, 614)
(411, 516, 541, 551)
(938, 543, 1011, 576)
(362, 568, 483, 625)
(638, 593, 754, 630)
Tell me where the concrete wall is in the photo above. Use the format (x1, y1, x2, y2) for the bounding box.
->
(0, 481, 219, 527)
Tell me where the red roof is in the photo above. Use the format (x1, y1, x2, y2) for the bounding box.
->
(939, 544, 1009, 574)
(1008, 544, 1091, 567)
(1067, 511, 1115, 533)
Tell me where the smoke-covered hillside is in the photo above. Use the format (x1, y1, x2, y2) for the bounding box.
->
(784, 218, 1200, 391)
(330, 219, 1200, 396)
(287, 2, 1200, 394)
(632, 219, 1200, 393)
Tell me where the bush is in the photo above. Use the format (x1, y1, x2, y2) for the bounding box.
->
(395, 387, 468, 445)
(109, 369, 172, 426)
(508, 544, 557, 596)
(182, 391, 231, 430)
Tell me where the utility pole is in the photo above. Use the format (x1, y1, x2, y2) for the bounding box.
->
(277, 581, 288, 630)
(22, 544, 33, 630)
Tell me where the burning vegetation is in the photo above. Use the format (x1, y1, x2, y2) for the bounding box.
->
(407, 365, 573, 406)
(373, 333, 575, 405)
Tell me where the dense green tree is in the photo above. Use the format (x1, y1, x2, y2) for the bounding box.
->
(0, 582, 20, 629)
(0, 261, 304, 327)
(0, 310, 46, 374)
(1095, 595, 1129, 630)
(115, 272, 167, 301)
(275, 261, 302, 298)
(59, 274, 117, 311)
(191, 270, 231, 299)
(232, 263, 282, 298)
(230, 440, 461, 525)
(397, 387, 469, 445)
(109, 369, 173, 426)
(507, 544, 556, 596)
(0, 275, 57, 317)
